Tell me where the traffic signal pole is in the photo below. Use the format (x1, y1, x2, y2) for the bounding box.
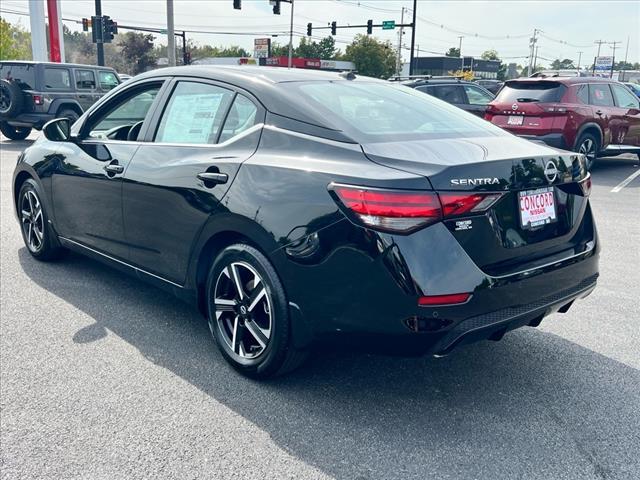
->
(94, 0, 104, 66)
(409, 0, 417, 75)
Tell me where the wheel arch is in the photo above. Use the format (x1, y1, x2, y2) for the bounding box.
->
(575, 123, 604, 151)
(50, 99, 83, 117)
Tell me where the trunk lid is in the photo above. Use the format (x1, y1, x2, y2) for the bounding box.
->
(361, 135, 592, 275)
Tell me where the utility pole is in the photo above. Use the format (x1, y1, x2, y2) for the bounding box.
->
(288, 0, 294, 68)
(621, 36, 630, 80)
(577, 51, 583, 71)
(533, 45, 539, 72)
(94, 0, 104, 66)
(458, 36, 464, 71)
(527, 28, 539, 76)
(396, 7, 405, 75)
(409, 0, 417, 75)
(608, 41, 621, 78)
(593, 40, 606, 74)
(166, 0, 176, 66)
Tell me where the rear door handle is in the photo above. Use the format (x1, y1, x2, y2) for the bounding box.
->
(197, 172, 228, 185)
(595, 110, 603, 115)
(104, 163, 124, 175)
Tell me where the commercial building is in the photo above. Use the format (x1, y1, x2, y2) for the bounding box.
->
(410, 56, 501, 79)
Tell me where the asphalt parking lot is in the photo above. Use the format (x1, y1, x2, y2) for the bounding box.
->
(1, 133, 639, 480)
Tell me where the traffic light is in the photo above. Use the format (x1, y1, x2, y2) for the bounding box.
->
(82, 18, 89, 32)
(102, 16, 117, 43)
(183, 51, 191, 65)
(307, 23, 312, 36)
(366, 19, 373, 35)
(233, 0, 241, 9)
(272, 0, 281, 15)
(331, 21, 337, 36)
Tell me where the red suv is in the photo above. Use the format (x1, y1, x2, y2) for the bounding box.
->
(485, 77, 640, 169)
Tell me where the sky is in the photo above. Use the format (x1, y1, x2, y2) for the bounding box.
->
(2, 0, 639, 66)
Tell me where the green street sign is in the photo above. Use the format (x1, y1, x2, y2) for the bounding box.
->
(382, 20, 396, 30)
(160, 29, 167, 35)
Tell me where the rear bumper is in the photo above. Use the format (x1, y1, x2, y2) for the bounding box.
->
(519, 133, 568, 150)
(6, 113, 55, 130)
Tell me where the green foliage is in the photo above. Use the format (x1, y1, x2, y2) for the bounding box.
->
(0, 17, 31, 60)
(480, 49, 506, 81)
(480, 49, 499, 61)
(445, 47, 460, 58)
(550, 58, 576, 69)
(118, 32, 157, 74)
(296, 36, 339, 59)
(342, 34, 396, 78)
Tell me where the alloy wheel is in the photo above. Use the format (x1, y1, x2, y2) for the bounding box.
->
(0, 88, 10, 113)
(212, 261, 272, 359)
(20, 190, 44, 253)
(579, 138, 596, 168)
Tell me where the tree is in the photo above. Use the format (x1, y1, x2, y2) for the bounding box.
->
(218, 45, 250, 57)
(342, 35, 396, 78)
(550, 58, 576, 70)
(0, 17, 31, 60)
(295, 36, 339, 59)
(118, 32, 157, 74)
(480, 49, 507, 81)
(445, 47, 460, 58)
(270, 41, 289, 57)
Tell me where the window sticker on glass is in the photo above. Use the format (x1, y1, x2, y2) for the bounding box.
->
(159, 94, 221, 143)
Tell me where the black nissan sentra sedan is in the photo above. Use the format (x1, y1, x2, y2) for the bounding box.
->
(13, 66, 599, 378)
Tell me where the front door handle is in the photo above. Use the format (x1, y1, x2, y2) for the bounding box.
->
(104, 162, 124, 175)
(197, 172, 228, 185)
(595, 109, 603, 116)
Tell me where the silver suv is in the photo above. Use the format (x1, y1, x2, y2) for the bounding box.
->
(0, 61, 120, 140)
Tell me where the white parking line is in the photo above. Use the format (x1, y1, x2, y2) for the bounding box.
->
(611, 169, 640, 193)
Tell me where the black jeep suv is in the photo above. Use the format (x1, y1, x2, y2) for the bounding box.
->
(0, 61, 120, 140)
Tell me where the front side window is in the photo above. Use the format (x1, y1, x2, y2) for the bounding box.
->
(463, 85, 494, 105)
(99, 71, 119, 91)
(89, 86, 160, 138)
(218, 94, 259, 143)
(75, 69, 96, 90)
(44, 68, 71, 90)
(155, 82, 234, 144)
(589, 84, 614, 107)
(431, 85, 466, 104)
(611, 84, 640, 108)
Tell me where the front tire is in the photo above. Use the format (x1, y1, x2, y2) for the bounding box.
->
(0, 122, 31, 140)
(206, 243, 307, 378)
(18, 179, 66, 261)
(575, 132, 600, 171)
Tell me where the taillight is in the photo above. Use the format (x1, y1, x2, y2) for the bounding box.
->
(32, 95, 43, 105)
(542, 104, 567, 113)
(330, 183, 504, 233)
(330, 184, 442, 233)
(438, 192, 503, 217)
(579, 174, 591, 196)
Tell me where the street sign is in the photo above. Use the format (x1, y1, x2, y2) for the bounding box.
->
(160, 29, 167, 35)
(382, 20, 396, 30)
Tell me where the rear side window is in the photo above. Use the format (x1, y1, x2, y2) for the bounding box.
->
(589, 84, 614, 107)
(99, 71, 119, 91)
(218, 94, 258, 143)
(420, 85, 466, 104)
(575, 84, 589, 104)
(463, 85, 494, 105)
(495, 81, 566, 103)
(0, 63, 36, 89)
(611, 84, 639, 108)
(75, 69, 96, 89)
(44, 68, 71, 90)
(155, 82, 235, 144)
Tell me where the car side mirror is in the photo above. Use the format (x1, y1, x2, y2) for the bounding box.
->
(43, 118, 73, 142)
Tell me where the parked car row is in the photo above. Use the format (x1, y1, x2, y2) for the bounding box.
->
(396, 74, 640, 169)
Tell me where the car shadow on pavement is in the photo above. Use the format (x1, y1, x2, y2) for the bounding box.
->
(18, 248, 640, 480)
(0, 138, 35, 153)
(591, 155, 640, 189)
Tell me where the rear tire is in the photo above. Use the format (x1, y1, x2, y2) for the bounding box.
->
(0, 79, 24, 118)
(57, 108, 80, 125)
(18, 179, 67, 261)
(206, 243, 308, 379)
(575, 132, 600, 171)
(0, 122, 31, 140)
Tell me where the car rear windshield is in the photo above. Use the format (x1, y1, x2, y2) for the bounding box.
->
(293, 81, 506, 143)
(495, 81, 566, 103)
(0, 63, 36, 89)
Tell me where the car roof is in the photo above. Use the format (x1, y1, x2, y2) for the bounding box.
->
(506, 76, 615, 85)
(402, 79, 476, 87)
(0, 60, 116, 71)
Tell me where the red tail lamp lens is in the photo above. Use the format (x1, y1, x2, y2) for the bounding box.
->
(418, 293, 471, 306)
(438, 192, 504, 217)
(331, 185, 442, 233)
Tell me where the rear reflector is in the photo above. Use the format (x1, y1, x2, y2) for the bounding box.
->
(418, 293, 471, 306)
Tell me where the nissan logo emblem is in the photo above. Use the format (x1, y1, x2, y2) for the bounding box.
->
(544, 161, 558, 183)
(512, 103, 518, 110)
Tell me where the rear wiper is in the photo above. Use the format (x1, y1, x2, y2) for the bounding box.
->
(516, 97, 540, 102)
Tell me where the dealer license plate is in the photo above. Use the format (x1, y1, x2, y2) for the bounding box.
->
(507, 115, 524, 126)
(519, 187, 557, 229)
